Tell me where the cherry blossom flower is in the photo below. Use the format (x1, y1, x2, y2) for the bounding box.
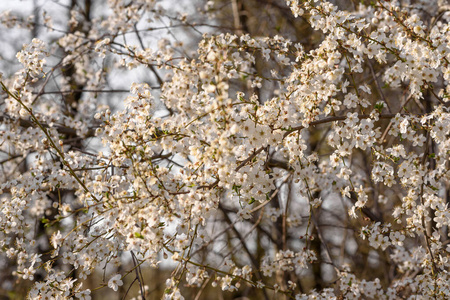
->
(108, 274, 123, 292)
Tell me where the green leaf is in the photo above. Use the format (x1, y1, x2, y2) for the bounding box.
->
(429, 185, 439, 191)
(374, 102, 384, 113)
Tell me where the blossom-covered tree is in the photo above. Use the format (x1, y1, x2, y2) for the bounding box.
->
(0, 0, 450, 299)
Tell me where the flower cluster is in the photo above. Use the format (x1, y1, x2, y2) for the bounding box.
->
(0, 0, 450, 299)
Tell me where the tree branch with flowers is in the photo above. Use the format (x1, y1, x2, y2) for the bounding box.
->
(0, 0, 449, 299)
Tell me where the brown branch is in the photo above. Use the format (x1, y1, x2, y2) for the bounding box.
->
(219, 203, 270, 300)
(0, 115, 97, 138)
